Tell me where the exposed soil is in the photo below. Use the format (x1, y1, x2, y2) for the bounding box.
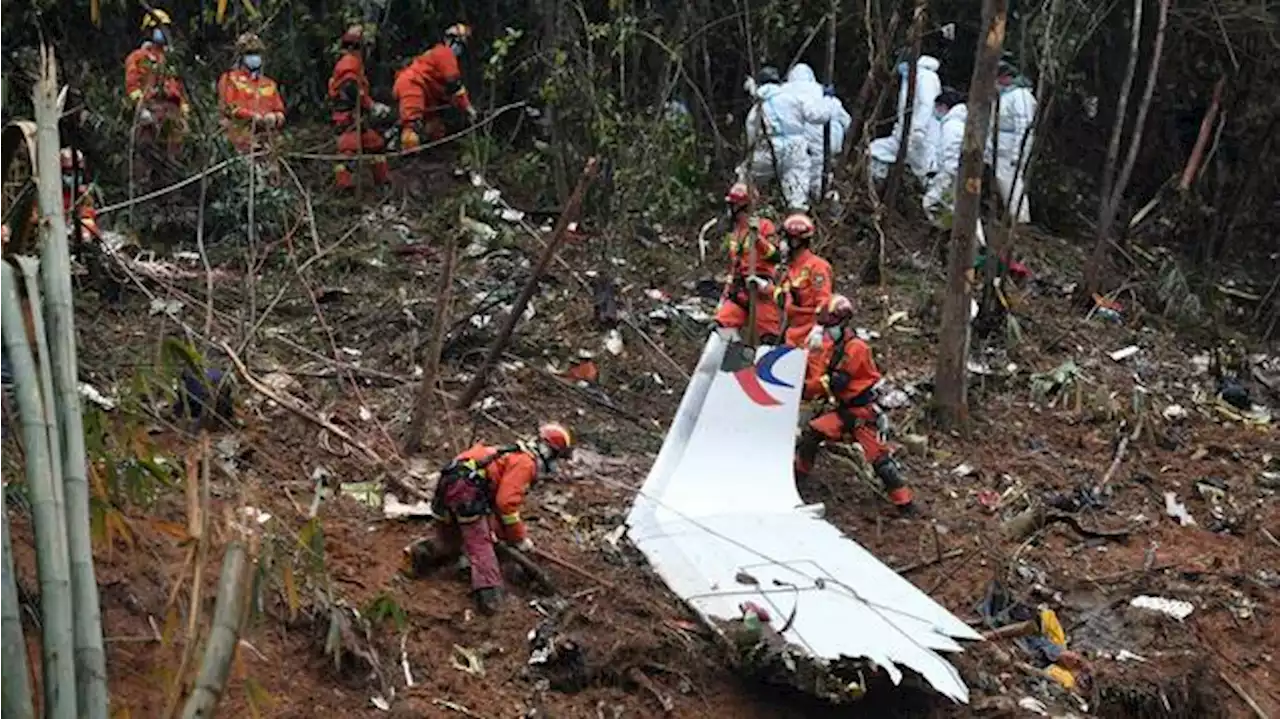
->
(4, 161, 1278, 718)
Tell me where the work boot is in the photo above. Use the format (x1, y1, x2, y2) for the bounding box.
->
(873, 457, 917, 515)
(474, 587, 502, 616)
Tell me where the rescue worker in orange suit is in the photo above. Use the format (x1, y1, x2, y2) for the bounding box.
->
(124, 9, 189, 177)
(60, 148, 101, 245)
(217, 33, 286, 154)
(713, 182, 788, 344)
(409, 423, 573, 614)
(778, 212, 833, 348)
(796, 295, 916, 513)
(328, 25, 391, 189)
(393, 23, 477, 151)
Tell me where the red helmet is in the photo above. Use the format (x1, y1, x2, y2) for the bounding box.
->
(340, 24, 364, 47)
(538, 422, 573, 458)
(724, 182, 754, 209)
(817, 294, 855, 326)
(781, 212, 815, 239)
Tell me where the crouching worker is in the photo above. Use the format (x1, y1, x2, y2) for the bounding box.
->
(795, 296, 916, 513)
(406, 423, 573, 614)
(714, 182, 788, 345)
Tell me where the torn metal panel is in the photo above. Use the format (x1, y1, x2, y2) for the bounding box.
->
(627, 333, 979, 703)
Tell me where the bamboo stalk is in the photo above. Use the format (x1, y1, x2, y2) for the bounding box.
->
(180, 540, 251, 719)
(33, 46, 108, 718)
(1, 262, 77, 719)
(16, 257, 68, 539)
(2, 507, 36, 719)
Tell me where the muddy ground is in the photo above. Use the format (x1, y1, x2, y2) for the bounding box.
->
(4, 159, 1279, 718)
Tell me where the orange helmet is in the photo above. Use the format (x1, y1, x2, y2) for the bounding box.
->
(725, 182, 754, 209)
(340, 24, 364, 47)
(444, 23, 472, 42)
(782, 212, 815, 239)
(817, 294, 855, 326)
(538, 422, 574, 458)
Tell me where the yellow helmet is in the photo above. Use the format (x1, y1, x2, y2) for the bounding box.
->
(141, 8, 172, 30)
(235, 32, 266, 54)
(444, 23, 472, 42)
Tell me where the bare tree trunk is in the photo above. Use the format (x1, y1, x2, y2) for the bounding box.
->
(820, 0, 838, 200)
(934, 0, 1006, 430)
(1085, 0, 1143, 297)
(1110, 0, 1169, 226)
(404, 219, 459, 454)
(1178, 76, 1226, 191)
(884, 0, 927, 210)
(455, 158, 600, 410)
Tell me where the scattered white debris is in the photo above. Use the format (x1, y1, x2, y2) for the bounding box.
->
(885, 310, 909, 327)
(340, 481, 382, 508)
(462, 216, 497, 243)
(500, 208, 525, 222)
(855, 327, 881, 341)
(478, 396, 502, 411)
(173, 251, 201, 263)
(1129, 595, 1195, 621)
(604, 328, 624, 355)
(1110, 345, 1140, 362)
(358, 406, 373, 422)
(522, 303, 536, 321)
(952, 463, 976, 478)
(1115, 649, 1148, 662)
(1190, 353, 1211, 375)
(370, 695, 391, 711)
(878, 388, 911, 409)
(481, 188, 502, 204)
(78, 382, 117, 410)
(1018, 697, 1050, 716)
(1162, 404, 1188, 421)
(1163, 492, 1196, 527)
(383, 493, 433, 520)
(239, 506, 273, 525)
(341, 347, 363, 358)
(148, 297, 184, 317)
(260, 372, 299, 393)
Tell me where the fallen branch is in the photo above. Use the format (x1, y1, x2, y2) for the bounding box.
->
(1218, 671, 1269, 719)
(432, 699, 489, 719)
(220, 341, 382, 464)
(405, 215, 459, 454)
(492, 543, 558, 595)
(529, 546, 617, 590)
(980, 619, 1038, 641)
(1004, 506, 1132, 542)
(1099, 414, 1144, 489)
(627, 666, 674, 714)
(180, 539, 251, 719)
(892, 548, 965, 576)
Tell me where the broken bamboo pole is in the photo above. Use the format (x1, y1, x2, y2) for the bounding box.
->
(492, 543, 557, 594)
(529, 546, 617, 590)
(455, 157, 600, 410)
(180, 539, 251, 719)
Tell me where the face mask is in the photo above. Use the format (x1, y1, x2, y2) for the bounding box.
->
(450, 40, 464, 58)
(778, 239, 791, 257)
(897, 61, 909, 77)
(62, 174, 75, 189)
(151, 28, 168, 45)
(243, 54, 262, 71)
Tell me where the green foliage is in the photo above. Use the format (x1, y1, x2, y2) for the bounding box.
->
(363, 592, 406, 632)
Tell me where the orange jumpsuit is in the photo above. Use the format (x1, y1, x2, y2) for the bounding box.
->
(217, 68, 286, 153)
(795, 331, 913, 507)
(393, 43, 473, 149)
(714, 215, 788, 342)
(328, 51, 388, 188)
(429, 444, 537, 590)
(781, 247, 833, 347)
(124, 42, 189, 156)
(63, 186, 101, 244)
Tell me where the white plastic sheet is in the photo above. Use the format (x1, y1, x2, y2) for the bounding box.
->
(627, 333, 979, 702)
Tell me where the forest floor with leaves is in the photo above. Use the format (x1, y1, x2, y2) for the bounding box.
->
(5, 151, 1279, 718)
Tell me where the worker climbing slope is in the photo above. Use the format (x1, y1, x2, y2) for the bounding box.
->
(713, 182, 788, 344)
(778, 212, 833, 348)
(738, 66, 832, 211)
(123, 9, 189, 179)
(328, 24, 390, 189)
(989, 60, 1037, 224)
(868, 55, 942, 184)
(795, 295, 916, 513)
(393, 23, 477, 151)
(217, 33, 286, 154)
(407, 423, 574, 615)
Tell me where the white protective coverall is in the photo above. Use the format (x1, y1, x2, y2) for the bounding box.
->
(738, 77, 832, 211)
(988, 83, 1036, 223)
(780, 64, 852, 200)
(923, 103, 986, 245)
(868, 55, 942, 183)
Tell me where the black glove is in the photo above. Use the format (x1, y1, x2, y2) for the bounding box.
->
(828, 370, 852, 394)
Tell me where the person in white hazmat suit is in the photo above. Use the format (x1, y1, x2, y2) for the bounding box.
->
(923, 89, 987, 245)
(737, 66, 833, 211)
(778, 63, 852, 203)
(988, 60, 1037, 223)
(868, 55, 942, 184)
